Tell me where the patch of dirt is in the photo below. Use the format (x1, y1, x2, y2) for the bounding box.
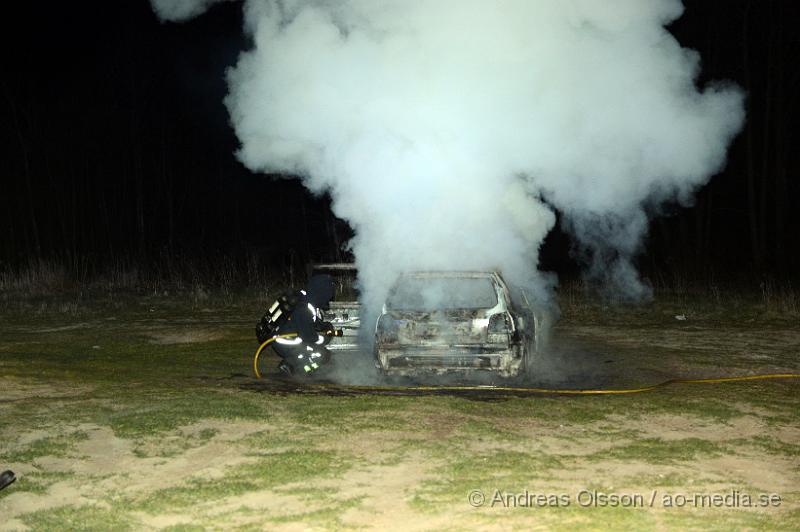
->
(36, 322, 95, 333)
(703, 453, 800, 492)
(182, 485, 320, 529)
(146, 328, 225, 345)
(179, 449, 451, 531)
(540, 412, 800, 506)
(329, 454, 454, 530)
(0, 480, 91, 525)
(0, 377, 93, 403)
(2, 407, 798, 529)
(598, 413, 765, 442)
(0, 420, 269, 524)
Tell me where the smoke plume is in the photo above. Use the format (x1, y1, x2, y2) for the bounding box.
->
(150, 0, 233, 22)
(152, 0, 744, 307)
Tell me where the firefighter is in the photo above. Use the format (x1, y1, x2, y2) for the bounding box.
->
(265, 274, 336, 376)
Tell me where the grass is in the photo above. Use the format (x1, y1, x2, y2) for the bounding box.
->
(558, 274, 800, 329)
(6, 471, 75, 495)
(410, 450, 566, 512)
(0, 432, 90, 464)
(132, 427, 219, 459)
(1, 292, 798, 529)
(21, 504, 136, 531)
(596, 437, 727, 465)
(129, 450, 352, 514)
(734, 435, 800, 457)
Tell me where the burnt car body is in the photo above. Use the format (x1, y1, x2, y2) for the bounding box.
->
(309, 263, 361, 355)
(374, 271, 537, 379)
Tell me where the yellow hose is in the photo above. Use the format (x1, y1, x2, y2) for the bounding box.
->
(253, 333, 299, 379)
(252, 338, 800, 394)
(303, 373, 800, 395)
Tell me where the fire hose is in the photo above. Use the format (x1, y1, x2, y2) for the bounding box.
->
(253, 330, 342, 379)
(252, 337, 800, 394)
(253, 333, 298, 379)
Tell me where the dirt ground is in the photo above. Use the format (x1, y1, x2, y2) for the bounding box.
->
(0, 297, 798, 530)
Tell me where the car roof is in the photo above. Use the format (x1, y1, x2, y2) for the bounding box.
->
(399, 271, 498, 279)
(311, 263, 357, 271)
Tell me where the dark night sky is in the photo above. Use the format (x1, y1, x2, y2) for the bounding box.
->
(1, 1, 798, 280)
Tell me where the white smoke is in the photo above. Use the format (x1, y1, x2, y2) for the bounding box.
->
(153, 0, 745, 307)
(150, 0, 232, 22)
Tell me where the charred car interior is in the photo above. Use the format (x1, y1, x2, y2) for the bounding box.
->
(374, 271, 536, 379)
(310, 263, 361, 356)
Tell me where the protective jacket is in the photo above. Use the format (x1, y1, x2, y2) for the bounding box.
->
(272, 274, 335, 374)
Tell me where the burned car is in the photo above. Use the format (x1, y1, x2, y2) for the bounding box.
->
(374, 271, 537, 379)
(309, 263, 361, 355)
